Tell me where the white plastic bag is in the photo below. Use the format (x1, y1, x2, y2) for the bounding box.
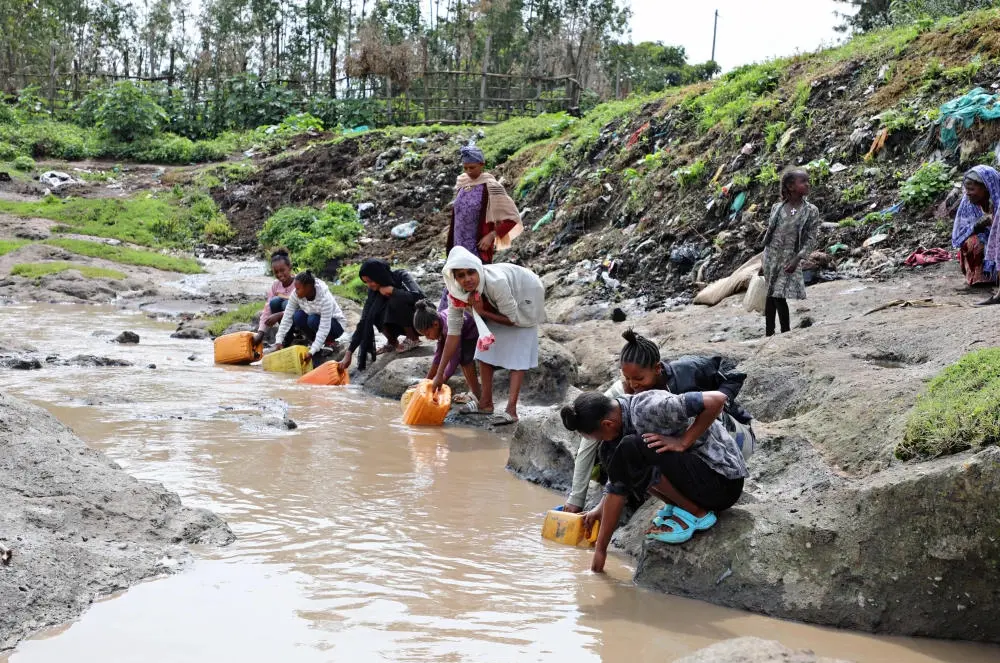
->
(743, 275, 767, 314)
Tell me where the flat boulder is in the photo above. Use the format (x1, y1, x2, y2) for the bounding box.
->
(113, 331, 140, 344)
(171, 327, 210, 340)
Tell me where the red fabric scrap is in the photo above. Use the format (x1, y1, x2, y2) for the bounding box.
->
(904, 247, 953, 266)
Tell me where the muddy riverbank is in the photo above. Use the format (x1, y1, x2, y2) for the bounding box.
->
(0, 303, 997, 662)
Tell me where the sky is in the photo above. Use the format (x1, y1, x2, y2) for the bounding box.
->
(628, 0, 849, 72)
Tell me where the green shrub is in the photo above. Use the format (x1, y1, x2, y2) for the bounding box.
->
(683, 60, 783, 133)
(757, 162, 780, 186)
(478, 113, 575, 165)
(804, 158, 831, 182)
(202, 218, 236, 244)
(94, 82, 169, 142)
(44, 238, 202, 273)
(764, 121, 787, 152)
(330, 263, 368, 303)
(841, 183, 867, 203)
(900, 161, 954, 210)
(207, 301, 264, 337)
(12, 155, 35, 171)
(0, 103, 15, 125)
(672, 159, 708, 188)
(11, 261, 126, 280)
(515, 151, 569, 199)
(258, 202, 362, 274)
(0, 142, 22, 160)
(897, 348, 1000, 461)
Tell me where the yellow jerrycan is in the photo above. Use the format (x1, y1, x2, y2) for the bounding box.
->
(401, 380, 451, 426)
(541, 509, 600, 548)
(213, 331, 263, 365)
(262, 345, 311, 376)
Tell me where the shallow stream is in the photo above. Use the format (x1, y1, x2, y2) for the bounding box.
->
(1, 303, 997, 662)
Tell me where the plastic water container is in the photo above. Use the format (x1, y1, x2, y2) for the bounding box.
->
(214, 332, 263, 365)
(262, 345, 311, 376)
(400, 385, 418, 413)
(298, 362, 350, 386)
(541, 509, 599, 548)
(401, 380, 451, 426)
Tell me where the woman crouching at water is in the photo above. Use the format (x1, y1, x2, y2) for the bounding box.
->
(433, 246, 545, 426)
(561, 389, 747, 573)
(413, 300, 482, 404)
(254, 249, 296, 346)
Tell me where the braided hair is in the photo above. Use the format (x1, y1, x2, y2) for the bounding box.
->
(294, 270, 315, 287)
(619, 328, 660, 369)
(780, 168, 809, 202)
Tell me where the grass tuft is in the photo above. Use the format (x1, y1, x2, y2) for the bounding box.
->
(10, 261, 126, 280)
(897, 348, 1000, 461)
(45, 238, 202, 273)
(207, 301, 264, 337)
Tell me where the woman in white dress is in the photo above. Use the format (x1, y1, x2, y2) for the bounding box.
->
(432, 246, 545, 426)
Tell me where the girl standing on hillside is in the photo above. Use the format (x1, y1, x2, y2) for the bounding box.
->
(254, 249, 296, 346)
(760, 169, 822, 336)
(449, 146, 524, 265)
(339, 259, 425, 372)
(954, 166, 999, 289)
(433, 246, 545, 426)
(561, 389, 747, 572)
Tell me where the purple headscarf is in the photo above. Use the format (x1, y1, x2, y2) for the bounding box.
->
(953, 165, 1000, 250)
(460, 145, 485, 165)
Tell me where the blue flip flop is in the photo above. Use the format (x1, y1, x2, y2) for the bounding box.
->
(651, 504, 675, 527)
(673, 507, 717, 532)
(646, 518, 693, 544)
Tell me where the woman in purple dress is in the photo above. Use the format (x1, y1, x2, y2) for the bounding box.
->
(448, 145, 523, 265)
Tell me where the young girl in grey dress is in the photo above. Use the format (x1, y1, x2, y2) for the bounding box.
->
(761, 169, 822, 336)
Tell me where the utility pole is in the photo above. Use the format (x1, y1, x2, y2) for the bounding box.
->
(711, 9, 719, 63)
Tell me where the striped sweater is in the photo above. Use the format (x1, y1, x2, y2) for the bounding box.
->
(274, 279, 347, 354)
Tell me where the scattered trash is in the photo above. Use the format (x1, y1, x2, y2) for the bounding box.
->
(776, 126, 798, 153)
(830, 162, 848, 174)
(532, 208, 556, 231)
(40, 171, 75, 189)
(669, 244, 702, 271)
(865, 128, 889, 160)
(936, 88, 1000, 150)
(863, 233, 890, 248)
(357, 202, 376, 219)
(611, 307, 627, 323)
(391, 220, 419, 239)
(343, 125, 369, 135)
(740, 142, 755, 156)
(864, 298, 944, 316)
(878, 202, 903, 216)
(729, 191, 747, 215)
(715, 567, 733, 585)
(600, 272, 620, 289)
(904, 248, 952, 266)
(626, 122, 650, 148)
(828, 243, 849, 255)
(710, 164, 726, 186)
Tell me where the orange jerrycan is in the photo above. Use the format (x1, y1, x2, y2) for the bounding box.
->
(262, 345, 311, 376)
(401, 380, 451, 426)
(400, 385, 418, 414)
(298, 361, 350, 386)
(214, 332, 263, 365)
(541, 509, 600, 548)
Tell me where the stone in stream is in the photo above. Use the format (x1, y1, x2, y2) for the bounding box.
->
(0, 357, 43, 370)
(170, 327, 210, 340)
(113, 331, 140, 344)
(62, 355, 133, 368)
(676, 637, 850, 663)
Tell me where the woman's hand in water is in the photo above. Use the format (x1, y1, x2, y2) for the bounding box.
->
(477, 231, 496, 252)
(562, 503, 582, 514)
(643, 433, 687, 453)
(338, 351, 353, 373)
(591, 549, 607, 574)
(378, 285, 394, 297)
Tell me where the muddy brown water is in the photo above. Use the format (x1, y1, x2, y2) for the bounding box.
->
(1, 303, 997, 662)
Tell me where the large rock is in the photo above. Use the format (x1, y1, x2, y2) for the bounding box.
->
(0, 393, 233, 650)
(491, 336, 578, 404)
(632, 445, 1000, 642)
(171, 327, 210, 340)
(506, 395, 580, 490)
(676, 637, 850, 663)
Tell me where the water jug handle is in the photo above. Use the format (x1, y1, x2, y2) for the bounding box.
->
(587, 520, 600, 544)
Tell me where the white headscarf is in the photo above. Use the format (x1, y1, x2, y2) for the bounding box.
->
(442, 246, 494, 350)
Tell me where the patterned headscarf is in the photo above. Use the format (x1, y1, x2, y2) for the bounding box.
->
(953, 165, 1000, 248)
(460, 145, 485, 165)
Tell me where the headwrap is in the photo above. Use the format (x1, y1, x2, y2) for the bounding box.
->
(442, 246, 495, 352)
(358, 258, 395, 287)
(460, 145, 485, 165)
(453, 171, 524, 251)
(957, 165, 1000, 277)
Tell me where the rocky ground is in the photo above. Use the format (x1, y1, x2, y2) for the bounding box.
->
(0, 392, 234, 651)
(676, 637, 850, 663)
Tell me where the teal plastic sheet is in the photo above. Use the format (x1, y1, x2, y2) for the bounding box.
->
(937, 88, 1000, 149)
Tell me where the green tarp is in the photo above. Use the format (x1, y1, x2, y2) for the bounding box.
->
(937, 87, 1000, 149)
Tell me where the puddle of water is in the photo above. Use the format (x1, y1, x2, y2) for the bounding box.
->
(868, 359, 909, 369)
(1, 303, 998, 663)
